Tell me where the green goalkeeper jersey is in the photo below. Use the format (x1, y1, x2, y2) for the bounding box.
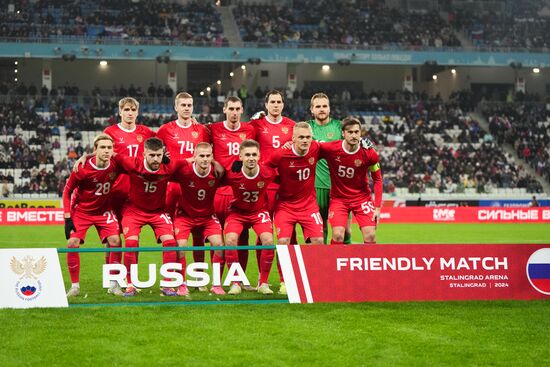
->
(307, 118, 342, 189)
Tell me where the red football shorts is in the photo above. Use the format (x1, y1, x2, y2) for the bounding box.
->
(265, 184, 279, 214)
(274, 201, 324, 240)
(174, 214, 222, 241)
(329, 197, 376, 228)
(70, 209, 120, 244)
(110, 174, 130, 206)
(213, 189, 233, 227)
(121, 205, 174, 242)
(224, 210, 273, 237)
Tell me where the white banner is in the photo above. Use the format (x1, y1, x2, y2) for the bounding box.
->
(42, 69, 52, 91)
(0, 249, 68, 308)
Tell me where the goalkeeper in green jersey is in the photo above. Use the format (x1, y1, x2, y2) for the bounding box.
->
(307, 93, 352, 244)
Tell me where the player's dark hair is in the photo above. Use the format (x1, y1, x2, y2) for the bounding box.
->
(264, 89, 285, 104)
(144, 137, 164, 151)
(223, 96, 243, 109)
(341, 117, 362, 131)
(239, 139, 260, 152)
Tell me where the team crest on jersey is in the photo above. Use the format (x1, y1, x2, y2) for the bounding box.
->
(327, 132, 335, 139)
(281, 127, 289, 135)
(109, 172, 116, 180)
(354, 159, 363, 167)
(239, 133, 246, 141)
(257, 181, 265, 188)
(208, 180, 215, 187)
(289, 161, 295, 168)
(189, 181, 195, 188)
(93, 178, 98, 183)
(192, 131, 199, 138)
(239, 183, 245, 190)
(136, 134, 143, 143)
(308, 157, 315, 165)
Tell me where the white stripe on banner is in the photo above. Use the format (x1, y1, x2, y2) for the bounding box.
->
(275, 245, 301, 303)
(294, 245, 313, 303)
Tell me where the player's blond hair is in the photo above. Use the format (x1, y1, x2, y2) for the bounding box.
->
(93, 133, 114, 149)
(175, 92, 193, 101)
(194, 142, 212, 154)
(118, 97, 139, 111)
(310, 92, 330, 108)
(293, 121, 312, 134)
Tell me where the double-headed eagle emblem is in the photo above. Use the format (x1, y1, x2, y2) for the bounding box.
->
(10, 256, 47, 279)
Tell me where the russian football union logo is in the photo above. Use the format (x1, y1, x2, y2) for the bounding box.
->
(11, 256, 47, 301)
(526, 248, 550, 295)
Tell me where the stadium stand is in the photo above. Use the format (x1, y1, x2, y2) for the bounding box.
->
(481, 102, 550, 185)
(0, 0, 226, 45)
(233, 0, 461, 48)
(450, 0, 550, 50)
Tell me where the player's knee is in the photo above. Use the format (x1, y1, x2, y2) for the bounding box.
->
(67, 239, 80, 248)
(310, 237, 324, 245)
(277, 237, 290, 246)
(363, 229, 376, 244)
(225, 234, 238, 246)
(107, 236, 121, 247)
(332, 231, 345, 242)
(260, 234, 273, 245)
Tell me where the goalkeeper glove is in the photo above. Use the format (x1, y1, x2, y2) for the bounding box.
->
(64, 218, 76, 240)
(231, 160, 243, 172)
(360, 137, 375, 149)
(251, 111, 266, 120)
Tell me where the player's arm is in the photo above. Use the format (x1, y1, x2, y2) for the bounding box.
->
(73, 153, 94, 172)
(112, 154, 133, 174)
(212, 159, 225, 178)
(62, 173, 78, 239)
(165, 183, 182, 219)
(368, 153, 383, 225)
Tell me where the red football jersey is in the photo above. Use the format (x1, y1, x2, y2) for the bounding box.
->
(249, 116, 295, 164)
(113, 155, 183, 212)
(156, 120, 211, 161)
(63, 156, 119, 215)
(319, 140, 383, 206)
(209, 121, 256, 170)
(172, 162, 221, 217)
(223, 165, 276, 212)
(266, 141, 320, 206)
(104, 123, 155, 159)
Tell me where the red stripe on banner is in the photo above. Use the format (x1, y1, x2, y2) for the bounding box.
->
(0, 208, 64, 225)
(287, 245, 307, 303)
(530, 278, 550, 293)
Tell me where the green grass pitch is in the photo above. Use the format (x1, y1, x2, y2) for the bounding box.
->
(0, 223, 549, 366)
